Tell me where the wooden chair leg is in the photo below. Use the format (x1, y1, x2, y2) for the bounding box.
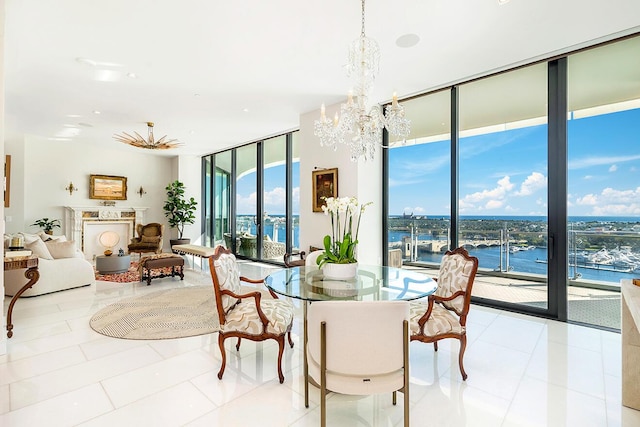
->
(434, 341, 438, 351)
(458, 335, 468, 381)
(276, 335, 286, 384)
(236, 337, 242, 351)
(217, 333, 227, 380)
(287, 331, 294, 348)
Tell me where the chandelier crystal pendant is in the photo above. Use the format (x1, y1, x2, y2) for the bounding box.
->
(314, 0, 410, 162)
(113, 122, 180, 150)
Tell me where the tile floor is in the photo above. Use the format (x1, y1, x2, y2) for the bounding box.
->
(2, 263, 640, 426)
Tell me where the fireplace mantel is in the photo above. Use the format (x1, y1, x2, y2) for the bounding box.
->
(64, 206, 148, 259)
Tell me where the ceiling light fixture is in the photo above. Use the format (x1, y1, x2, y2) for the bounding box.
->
(113, 122, 180, 150)
(314, 0, 410, 161)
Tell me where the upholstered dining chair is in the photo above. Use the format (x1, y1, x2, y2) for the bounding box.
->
(305, 250, 323, 268)
(127, 222, 164, 257)
(409, 246, 478, 380)
(307, 301, 410, 427)
(208, 245, 294, 383)
(283, 251, 306, 267)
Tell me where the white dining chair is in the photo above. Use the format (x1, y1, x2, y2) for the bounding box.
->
(306, 300, 410, 427)
(305, 250, 323, 268)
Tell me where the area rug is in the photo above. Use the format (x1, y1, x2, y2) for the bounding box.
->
(89, 286, 220, 340)
(94, 261, 175, 283)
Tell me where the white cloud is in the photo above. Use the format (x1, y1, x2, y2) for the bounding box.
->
(593, 204, 640, 215)
(583, 175, 593, 180)
(236, 192, 257, 214)
(485, 200, 503, 209)
(264, 186, 286, 208)
(576, 194, 598, 205)
(569, 154, 640, 170)
(576, 186, 640, 214)
(463, 176, 514, 203)
(402, 206, 426, 215)
(515, 172, 546, 196)
(609, 164, 618, 172)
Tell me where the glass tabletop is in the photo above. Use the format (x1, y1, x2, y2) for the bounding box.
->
(265, 265, 437, 302)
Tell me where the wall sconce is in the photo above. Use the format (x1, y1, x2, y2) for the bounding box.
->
(65, 182, 78, 195)
(136, 186, 147, 198)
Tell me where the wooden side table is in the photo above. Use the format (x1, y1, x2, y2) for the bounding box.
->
(4, 256, 39, 338)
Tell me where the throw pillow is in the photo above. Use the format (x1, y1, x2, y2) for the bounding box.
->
(19, 232, 41, 245)
(45, 240, 77, 259)
(38, 231, 67, 242)
(26, 238, 54, 260)
(141, 235, 161, 243)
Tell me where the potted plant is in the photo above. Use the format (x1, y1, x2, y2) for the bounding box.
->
(31, 218, 61, 235)
(316, 197, 371, 280)
(163, 180, 198, 247)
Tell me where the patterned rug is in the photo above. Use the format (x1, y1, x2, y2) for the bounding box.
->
(89, 286, 219, 340)
(94, 261, 175, 283)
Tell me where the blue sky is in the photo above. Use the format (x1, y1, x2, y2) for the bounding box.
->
(389, 108, 640, 217)
(235, 109, 639, 217)
(236, 162, 300, 215)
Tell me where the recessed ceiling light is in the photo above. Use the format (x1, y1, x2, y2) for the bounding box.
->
(243, 108, 250, 113)
(92, 110, 101, 115)
(126, 72, 137, 78)
(189, 130, 195, 135)
(396, 33, 420, 48)
(66, 114, 82, 118)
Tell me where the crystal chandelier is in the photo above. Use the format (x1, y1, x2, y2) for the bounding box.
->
(314, 0, 410, 161)
(113, 122, 180, 150)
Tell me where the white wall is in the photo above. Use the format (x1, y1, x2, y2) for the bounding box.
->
(1, 0, 7, 356)
(176, 154, 202, 244)
(299, 101, 383, 265)
(4, 136, 191, 252)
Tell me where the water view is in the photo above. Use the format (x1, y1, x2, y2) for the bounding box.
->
(389, 215, 640, 284)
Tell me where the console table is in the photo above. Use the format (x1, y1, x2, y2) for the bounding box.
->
(622, 279, 640, 410)
(4, 256, 40, 338)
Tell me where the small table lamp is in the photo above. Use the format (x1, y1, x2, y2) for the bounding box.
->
(99, 231, 120, 256)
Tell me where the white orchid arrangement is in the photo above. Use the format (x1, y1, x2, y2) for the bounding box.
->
(317, 196, 372, 267)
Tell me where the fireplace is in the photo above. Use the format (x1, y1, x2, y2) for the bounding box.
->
(64, 206, 148, 260)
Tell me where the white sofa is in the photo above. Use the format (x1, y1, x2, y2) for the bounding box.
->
(4, 232, 95, 297)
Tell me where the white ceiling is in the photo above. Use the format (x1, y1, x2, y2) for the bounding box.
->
(4, 0, 640, 157)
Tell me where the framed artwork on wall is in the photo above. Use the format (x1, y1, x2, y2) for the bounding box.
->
(312, 168, 338, 212)
(89, 174, 128, 200)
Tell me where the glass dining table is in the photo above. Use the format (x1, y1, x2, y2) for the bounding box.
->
(265, 264, 438, 407)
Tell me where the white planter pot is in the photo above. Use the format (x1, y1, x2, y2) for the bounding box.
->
(322, 262, 358, 281)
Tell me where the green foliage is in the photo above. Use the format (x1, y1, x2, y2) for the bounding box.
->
(31, 218, 61, 233)
(163, 180, 198, 239)
(316, 197, 370, 268)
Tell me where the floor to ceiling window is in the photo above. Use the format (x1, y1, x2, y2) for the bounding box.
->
(566, 36, 640, 329)
(262, 135, 287, 261)
(202, 130, 300, 262)
(458, 63, 549, 312)
(387, 90, 451, 266)
(384, 34, 640, 329)
(235, 144, 258, 258)
(214, 151, 232, 248)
